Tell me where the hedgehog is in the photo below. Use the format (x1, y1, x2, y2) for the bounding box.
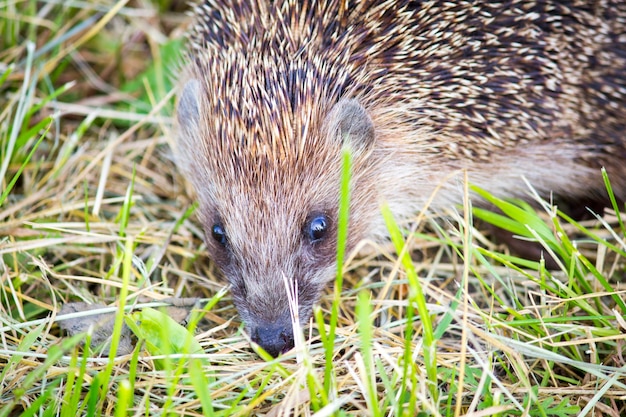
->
(175, 0, 626, 357)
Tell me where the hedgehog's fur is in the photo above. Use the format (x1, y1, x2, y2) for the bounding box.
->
(176, 0, 626, 357)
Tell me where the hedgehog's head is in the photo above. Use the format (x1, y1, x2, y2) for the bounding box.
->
(176, 76, 379, 357)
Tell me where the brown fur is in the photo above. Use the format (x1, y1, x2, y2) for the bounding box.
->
(176, 0, 626, 356)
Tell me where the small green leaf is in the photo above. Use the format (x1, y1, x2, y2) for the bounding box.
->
(126, 307, 206, 369)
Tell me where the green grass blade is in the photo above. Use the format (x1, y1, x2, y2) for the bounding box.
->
(0, 122, 49, 207)
(381, 204, 438, 401)
(356, 290, 381, 417)
(189, 359, 215, 415)
(324, 145, 352, 396)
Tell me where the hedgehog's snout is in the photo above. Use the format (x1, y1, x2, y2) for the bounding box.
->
(250, 320, 294, 358)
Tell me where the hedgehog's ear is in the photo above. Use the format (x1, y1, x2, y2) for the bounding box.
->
(178, 79, 201, 130)
(326, 98, 375, 151)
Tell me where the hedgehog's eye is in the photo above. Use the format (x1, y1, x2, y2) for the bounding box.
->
(211, 224, 227, 246)
(306, 215, 329, 243)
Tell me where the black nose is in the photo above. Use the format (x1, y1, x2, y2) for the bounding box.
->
(251, 323, 294, 357)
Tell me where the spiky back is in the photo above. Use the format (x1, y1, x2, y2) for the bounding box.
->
(186, 0, 625, 169)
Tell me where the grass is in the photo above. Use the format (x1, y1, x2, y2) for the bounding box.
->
(2, 1, 626, 416)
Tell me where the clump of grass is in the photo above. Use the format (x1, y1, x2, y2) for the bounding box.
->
(2, 2, 626, 416)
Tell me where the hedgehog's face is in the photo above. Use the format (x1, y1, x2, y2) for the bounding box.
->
(177, 79, 377, 357)
(204, 204, 340, 358)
